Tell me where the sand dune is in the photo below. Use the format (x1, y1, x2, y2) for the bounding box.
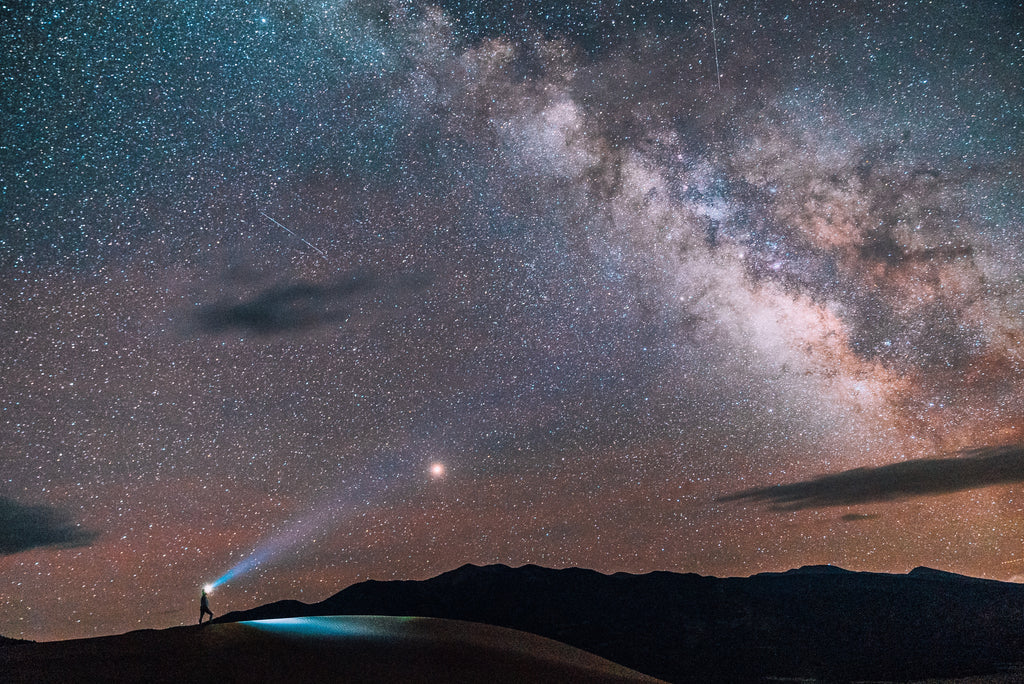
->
(0, 615, 666, 683)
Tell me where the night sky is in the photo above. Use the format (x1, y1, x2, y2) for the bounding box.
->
(3, 0, 1023, 641)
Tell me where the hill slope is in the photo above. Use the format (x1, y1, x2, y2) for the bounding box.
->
(0, 615, 665, 684)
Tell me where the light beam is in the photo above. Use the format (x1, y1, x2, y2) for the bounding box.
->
(207, 507, 337, 589)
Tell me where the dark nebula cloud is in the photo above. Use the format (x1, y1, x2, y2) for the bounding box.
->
(0, 498, 100, 555)
(722, 445, 1024, 510)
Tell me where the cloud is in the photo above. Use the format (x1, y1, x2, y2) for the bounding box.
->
(720, 445, 1024, 510)
(840, 513, 880, 522)
(192, 273, 430, 335)
(0, 497, 100, 555)
(193, 275, 375, 335)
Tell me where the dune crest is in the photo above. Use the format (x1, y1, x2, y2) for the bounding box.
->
(0, 615, 664, 683)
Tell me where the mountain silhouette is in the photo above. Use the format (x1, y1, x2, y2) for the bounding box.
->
(215, 563, 1024, 682)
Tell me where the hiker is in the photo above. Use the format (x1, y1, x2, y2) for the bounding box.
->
(199, 588, 214, 625)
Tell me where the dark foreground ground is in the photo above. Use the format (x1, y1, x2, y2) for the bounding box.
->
(0, 615, 665, 683)
(8, 564, 1024, 683)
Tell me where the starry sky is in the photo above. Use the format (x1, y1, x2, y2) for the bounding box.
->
(2, 0, 1023, 641)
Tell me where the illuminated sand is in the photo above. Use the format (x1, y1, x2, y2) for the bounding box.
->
(0, 615, 666, 683)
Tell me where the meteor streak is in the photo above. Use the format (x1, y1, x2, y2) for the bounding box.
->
(260, 211, 330, 261)
(708, 0, 722, 90)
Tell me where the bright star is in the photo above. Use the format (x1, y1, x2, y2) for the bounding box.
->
(429, 462, 445, 479)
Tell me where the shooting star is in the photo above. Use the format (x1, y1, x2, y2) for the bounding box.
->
(709, 0, 722, 90)
(261, 211, 330, 262)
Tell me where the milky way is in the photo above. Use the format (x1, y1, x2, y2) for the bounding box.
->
(2, 0, 1023, 641)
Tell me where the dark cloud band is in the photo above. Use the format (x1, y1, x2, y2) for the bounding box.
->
(720, 445, 1024, 510)
(191, 273, 430, 335)
(0, 497, 100, 555)
(193, 275, 375, 335)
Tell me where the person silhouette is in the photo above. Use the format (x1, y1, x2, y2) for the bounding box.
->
(199, 588, 214, 625)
